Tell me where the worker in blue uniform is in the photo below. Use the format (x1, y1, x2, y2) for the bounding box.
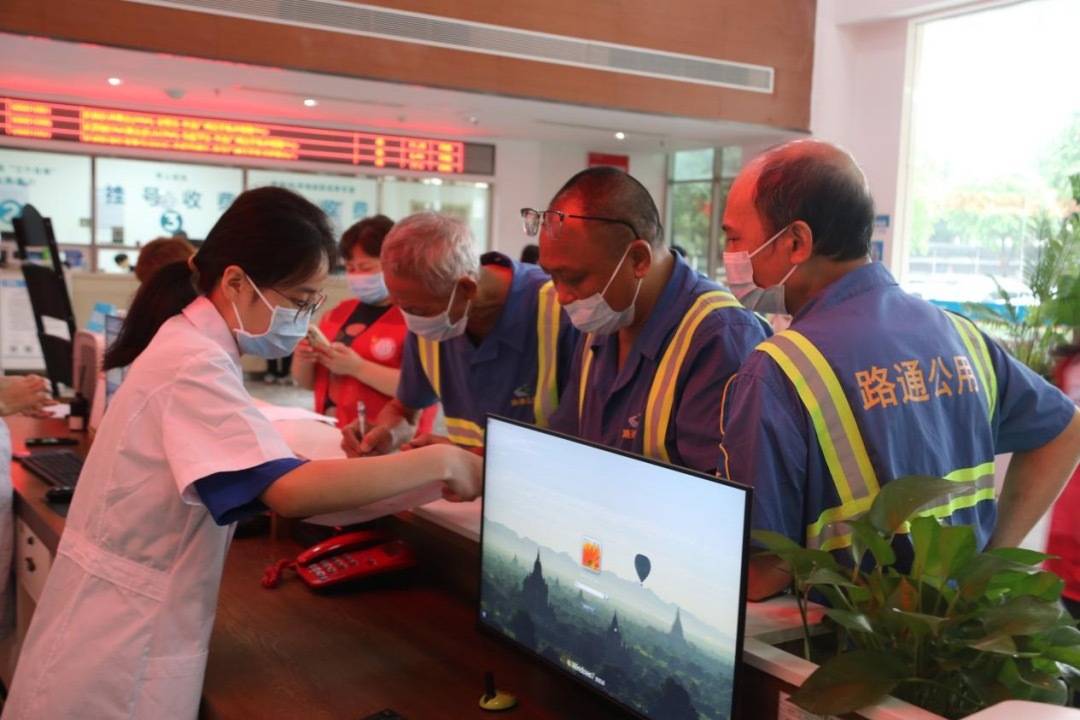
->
(717, 140, 1080, 600)
(341, 212, 578, 455)
(535, 166, 768, 474)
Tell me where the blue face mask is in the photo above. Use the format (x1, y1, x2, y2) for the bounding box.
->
(347, 272, 389, 305)
(231, 276, 310, 359)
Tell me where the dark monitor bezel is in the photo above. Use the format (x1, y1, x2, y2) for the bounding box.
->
(476, 414, 753, 720)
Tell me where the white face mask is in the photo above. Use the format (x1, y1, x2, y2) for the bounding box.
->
(402, 281, 471, 342)
(347, 272, 389, 305)
(232, 276, 310, 359)
(564, 243, 644, 336)
(723, 223, 799, 315)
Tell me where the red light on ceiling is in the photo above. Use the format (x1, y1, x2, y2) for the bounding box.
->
(0, 96, 467, 174)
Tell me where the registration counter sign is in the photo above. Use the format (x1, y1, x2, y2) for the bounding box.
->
(0, 97, 494, 176)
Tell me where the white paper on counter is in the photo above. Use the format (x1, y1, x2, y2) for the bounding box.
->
(253, 399, 336, 425)
(303, 481, 445, 527)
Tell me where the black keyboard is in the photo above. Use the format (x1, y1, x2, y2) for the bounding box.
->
(18, 450, 84, 490)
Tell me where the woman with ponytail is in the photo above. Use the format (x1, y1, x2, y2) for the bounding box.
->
(2, 187, 481, 720)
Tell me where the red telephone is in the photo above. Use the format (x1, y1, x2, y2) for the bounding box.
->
(262, 529, 418, 590)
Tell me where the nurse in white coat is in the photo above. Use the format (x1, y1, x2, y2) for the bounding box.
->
(2, 188, 482, 719)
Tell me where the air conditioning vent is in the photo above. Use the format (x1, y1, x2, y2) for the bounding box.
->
(124, 0, 775, 94)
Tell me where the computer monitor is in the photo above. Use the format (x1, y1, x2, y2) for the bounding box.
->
(479, 417, 752, 720)
(103, 314, 128, 409)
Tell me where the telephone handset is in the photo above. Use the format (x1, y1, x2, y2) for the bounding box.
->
(262, 529, 418, 590)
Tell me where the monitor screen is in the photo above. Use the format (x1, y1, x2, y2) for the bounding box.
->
(103, 314, 127, 408)
(479, 417, 751, 720)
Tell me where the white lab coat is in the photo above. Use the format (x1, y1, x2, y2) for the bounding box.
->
(2, 297, 294, 719)
(0, 419, 12, 638)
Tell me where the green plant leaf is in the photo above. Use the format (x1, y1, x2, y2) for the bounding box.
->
(957, 553, 1036, 601)
(969, 633, 1019, 655)
(988, 570, 1065, 602)
(1044, 625, 1080, 648)
(751, 529, 801, 553)
(789, 649, 907, 715)
(909, 515, 938, 581)
(804, 567, 859, 588)
(849, 518, 896, 568)
(866, 476, 964, 534)
(983, 597, 1066, 637)
(826, 608, 875, 634)
(890, 609, 947, 638)
(1044, 645, 1080, 669)
(985, 547, 1055, 566)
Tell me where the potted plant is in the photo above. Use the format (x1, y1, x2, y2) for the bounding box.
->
(754, 476, 1080, 718)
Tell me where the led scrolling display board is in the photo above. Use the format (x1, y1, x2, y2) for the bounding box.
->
(0, 97, 495, 176)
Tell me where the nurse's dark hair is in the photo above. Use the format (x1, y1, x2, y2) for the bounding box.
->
(752, 141, 875, 261)
(550, 166, 664, 252)
(105, 187, 335, 369)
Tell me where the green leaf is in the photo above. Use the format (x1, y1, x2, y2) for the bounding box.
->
(850, 518, 896, 568)
(751, 529, 801, 553)
(985, 547, 1055, 566)
(804, 567, 859, 588)
(969, 633, 1019, 655)
(890, 609, 947, 638)
(789, 649, 907, 715)
(1044, 625, 1080, 648)
(826, 609, 875, 634)
(1044, 645, 1080, 669)
(866, 475, 964, 534)
(957, 553, 1035, 601)
(983, 597, 1065, 637)
(909, 515, 938, 581)
(988, 571, 1065, 602)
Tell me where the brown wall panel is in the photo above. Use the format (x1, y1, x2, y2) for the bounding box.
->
(0, 0, 815, 130)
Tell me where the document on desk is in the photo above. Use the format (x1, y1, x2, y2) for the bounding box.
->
(304, 481, 445, 527)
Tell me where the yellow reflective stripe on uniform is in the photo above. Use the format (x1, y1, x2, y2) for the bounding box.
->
(578, 334, 594, 421)
(758, 331, 879, 508)
(945, 313, 996, 421)
(643, 290, 741, 462)
(445, 417, 485, 447)
(533, 281, 561, 428)
(416, 336, 441, 397)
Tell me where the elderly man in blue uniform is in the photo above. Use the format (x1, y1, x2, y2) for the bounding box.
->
(533, 167, 768, 474)
(341, 212, 578, 455)
(718, 139, 1080, 601)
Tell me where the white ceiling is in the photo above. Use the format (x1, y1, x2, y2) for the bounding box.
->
(0, 32, 799, 154)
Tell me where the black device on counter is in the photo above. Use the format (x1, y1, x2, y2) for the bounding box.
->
(18, 450, 84, 501)
(25, 436, 78, 447)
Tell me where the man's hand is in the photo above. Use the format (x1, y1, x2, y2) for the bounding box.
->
(341, 420, 396, 458)
(316, 342, 363, 378)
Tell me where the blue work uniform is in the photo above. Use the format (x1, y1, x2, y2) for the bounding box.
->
(720, 262, 1076, 556)
(397, 252, 579, 447)
(549, 251, 769, 474)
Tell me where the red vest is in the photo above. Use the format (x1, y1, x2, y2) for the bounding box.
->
(314, 299, 434, 431)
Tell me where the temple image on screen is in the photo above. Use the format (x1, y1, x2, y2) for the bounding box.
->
(479, 418, 748, 720)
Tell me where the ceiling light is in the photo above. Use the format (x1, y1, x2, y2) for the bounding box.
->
(303, 98, 318, 107)
(107, 77, 122, 87)
(614, 131, 626, 141)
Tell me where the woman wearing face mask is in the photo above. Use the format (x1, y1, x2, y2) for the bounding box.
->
(292, 216, 433, 432)
(1, 188, 481, 720)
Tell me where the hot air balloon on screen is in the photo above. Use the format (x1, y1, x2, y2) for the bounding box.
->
(634, 554, 651, 585)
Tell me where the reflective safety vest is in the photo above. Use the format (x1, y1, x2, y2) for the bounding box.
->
(578, 289, 743, 463)
(755, 313, 998, 552)
(416, 280, 562, 448)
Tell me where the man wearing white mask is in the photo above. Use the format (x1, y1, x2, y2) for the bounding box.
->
(718, 140, 1080, 601)
(341, 212, 579, 455)
(536, 167, 767, 473)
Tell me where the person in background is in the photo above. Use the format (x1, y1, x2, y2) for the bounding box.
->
(341, 212, 578, 456)
(134, 236, 196, 285)
(0, 375, 54, 643)
(717, 139, 1080, 601)
(520, 243, 540, 264)
(292, 215, 434, 432)
(1, 188, 481, 719)
(114, 253, 132, 273)
(535, 167, 767, 474)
